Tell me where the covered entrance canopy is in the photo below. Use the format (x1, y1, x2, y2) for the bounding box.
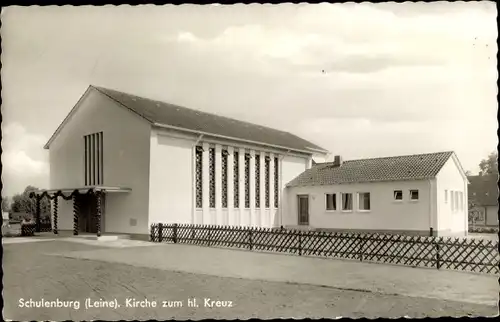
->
(28, 186, 131, 237)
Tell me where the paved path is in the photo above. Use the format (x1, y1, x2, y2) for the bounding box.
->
(4, 241, 496, 320)
(54, 243, 499, 306)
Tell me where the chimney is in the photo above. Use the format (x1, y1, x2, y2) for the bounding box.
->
(334, 155, 343, 167)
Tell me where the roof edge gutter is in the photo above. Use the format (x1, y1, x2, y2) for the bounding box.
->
(152, 122, 326, 156)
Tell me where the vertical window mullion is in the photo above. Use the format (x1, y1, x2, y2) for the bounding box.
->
(222, 150, 228, 208)
(274, 157, 279, 208)
(255, 155, 260, 208)
(100, 132, 104, 185)
(195, 146, 203, 208)
(234, 151, 239, 208)
(265, 157, 270, 208)
(209, 147, 215, 208)
(245, 154, 250, 209)
(92, 134, 96, 185)
(97, 132, 100, 185)
(84, 136, 88, 186)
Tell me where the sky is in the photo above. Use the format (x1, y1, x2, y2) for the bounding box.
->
(1, 2, 498, 197)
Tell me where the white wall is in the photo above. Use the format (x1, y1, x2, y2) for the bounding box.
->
(148, 130, 195, 226)
(281, 155, 310, 227)
(49, 88, 152, 234)
(176, 136, 314, 228)
(436, 156, 468, 235)
(286, 180, 432, 232)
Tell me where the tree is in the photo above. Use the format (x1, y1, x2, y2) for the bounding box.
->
(478, 151, 498, 176)
(10, 186, 51, 219)
(1, 196, 11, 212)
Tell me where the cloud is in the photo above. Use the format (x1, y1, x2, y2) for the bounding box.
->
(168, 3, 496, 76)
(0, 3, 496, 180)
(1, 122, 49, 196)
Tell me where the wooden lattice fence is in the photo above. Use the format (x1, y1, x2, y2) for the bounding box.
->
(20, 222, 52, 236)
(150, 223, 499, 275)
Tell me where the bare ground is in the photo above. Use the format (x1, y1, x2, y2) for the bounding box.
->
(2, 240, 498, 321)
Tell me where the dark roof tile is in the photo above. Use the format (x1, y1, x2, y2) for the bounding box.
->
(287, 151, 454, 186)
(93, 86, 326, 153)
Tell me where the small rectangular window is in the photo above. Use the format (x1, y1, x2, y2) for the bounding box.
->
(450, 190, 455, 211)
(410, 190, 419, 201)
(444, 190, 448, 203)
(358, 192, 370, 211)
(455, 191, 459, 211)
(341, 193, 353, 211)
(394, 190, 403, 201)
(326, 194, 336, 211)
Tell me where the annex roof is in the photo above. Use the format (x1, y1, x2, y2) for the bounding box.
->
(287, 151, 456, 187)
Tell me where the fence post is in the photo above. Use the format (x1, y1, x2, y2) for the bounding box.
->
(359, 235, 364, 262)
(208, 226, 212, 247)
(298, 230, 302, 256)
(248, 228, 253, 251)
(436, 240, 441, 270)
(173, 223, 178, 244)
(158, 223, 163, 243)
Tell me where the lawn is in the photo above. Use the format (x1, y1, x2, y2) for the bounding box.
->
(2, 239, 497, 320)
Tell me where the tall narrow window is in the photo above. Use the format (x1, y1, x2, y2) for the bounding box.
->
(255, 155, 260, 208)
(222, 150, 228, 208)
(245, 153, 250, 208)
(265, 156, 270, 208)
(450, 190, 455, 211)
(84, 132, 103, 186)
(234, 151, 239, 208)
(195, 146, 203, 208)
(209, 147, 216, 208)
(274, 157, 279, 208)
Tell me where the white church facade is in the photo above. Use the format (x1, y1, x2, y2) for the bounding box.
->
(35, 85, 328, 239)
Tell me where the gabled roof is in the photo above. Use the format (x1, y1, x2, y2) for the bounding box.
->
(467, 174, 499, 206)
(287, 151, 455, 187)
(44, 85, 328, 154)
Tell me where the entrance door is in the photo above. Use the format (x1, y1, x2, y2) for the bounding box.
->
(76, 194, 104, 234)
(297, 195, 309, 226)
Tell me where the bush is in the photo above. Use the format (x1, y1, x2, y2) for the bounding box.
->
(468, 226, 499, 234)
(21, 222, 36, 236)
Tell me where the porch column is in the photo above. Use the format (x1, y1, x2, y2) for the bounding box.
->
(215, 144, 222, 225)
(238, 148, 245, 226)
(96, 191, 102, 237)
(259, 153, 266, 227)
(73, 193, 79, 236)
(227, 146, 234, 225)
(269, 153, 276, 227)
(202, 142, 210, 224)
(53, 196, 58, 235)
(35, 195, 41, 233)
